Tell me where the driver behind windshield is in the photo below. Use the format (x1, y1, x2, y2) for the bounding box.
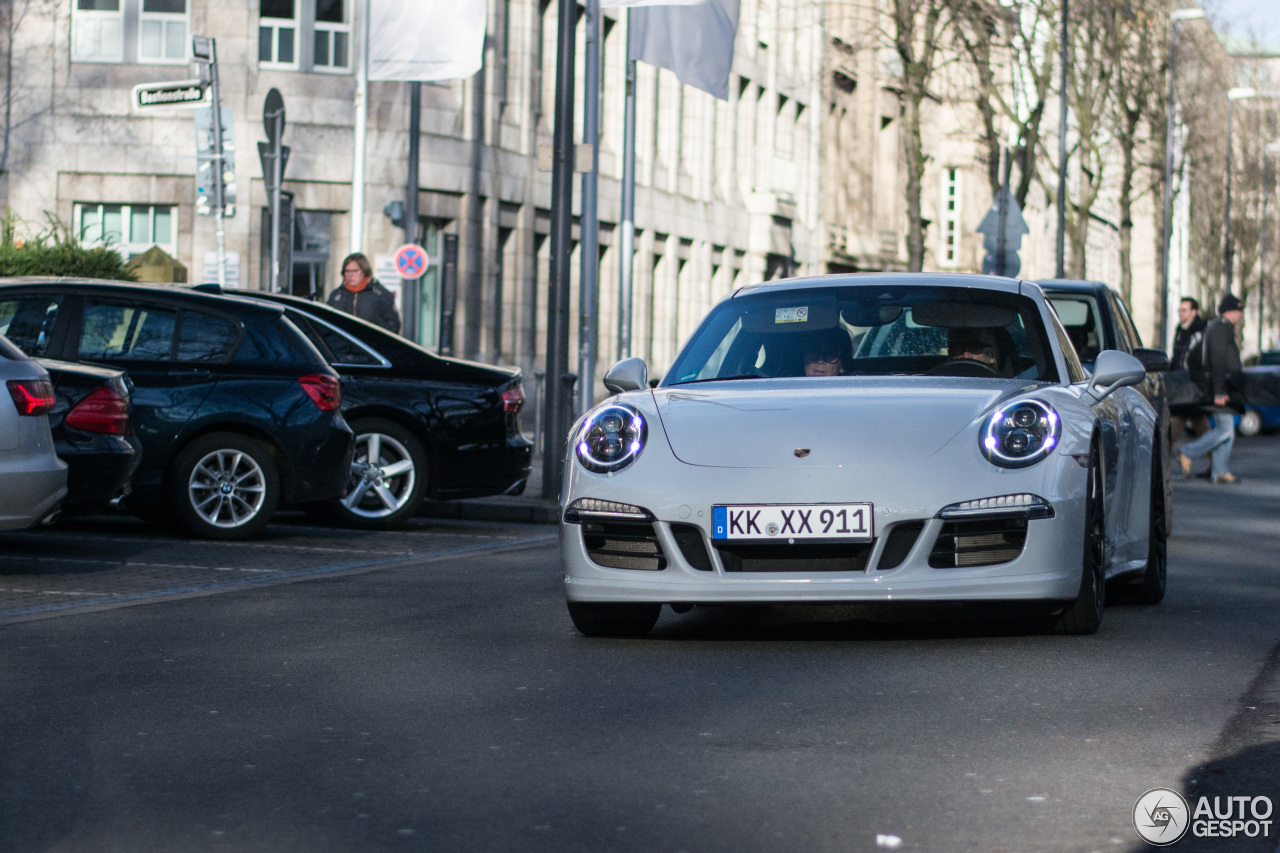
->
(803, 327, 852, 376)
(947, 327, 1000, 368)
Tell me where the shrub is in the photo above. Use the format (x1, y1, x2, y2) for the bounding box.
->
(0, 210, 137, 280)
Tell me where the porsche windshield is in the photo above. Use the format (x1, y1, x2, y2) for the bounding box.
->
(664, 285, 1059, 385)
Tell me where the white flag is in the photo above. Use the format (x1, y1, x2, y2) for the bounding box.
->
(628, 0, 739, 100)
(368, 0, 487, 82)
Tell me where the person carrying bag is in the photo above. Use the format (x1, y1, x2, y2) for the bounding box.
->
(1180, 294, 1246, 484)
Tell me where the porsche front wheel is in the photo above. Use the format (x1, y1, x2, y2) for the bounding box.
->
(1053, 453, 1106, 635)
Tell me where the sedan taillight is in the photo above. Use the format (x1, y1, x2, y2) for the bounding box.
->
(65, 385, 130, 435)
(7, 379, 55, 417)
(501, 385, 525, 414)
(299, 374, 342, 412)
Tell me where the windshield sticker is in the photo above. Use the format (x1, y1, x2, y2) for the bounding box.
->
(775, 306, 809, 324)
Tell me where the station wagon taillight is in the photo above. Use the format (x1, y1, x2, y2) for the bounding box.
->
(65, 385, 130, 435)
(501, 385, 525, 414)
(299, 374, 342, 412)
(6, 379, 55, 417)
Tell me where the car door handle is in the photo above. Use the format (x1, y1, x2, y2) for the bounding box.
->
(167, 369, 212, 380)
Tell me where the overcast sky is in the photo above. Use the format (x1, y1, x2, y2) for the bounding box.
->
(1203, 0, 1280, 49)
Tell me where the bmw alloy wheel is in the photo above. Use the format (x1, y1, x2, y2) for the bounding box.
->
(170, 434, 280, 539)
(188, 449, 268, 528)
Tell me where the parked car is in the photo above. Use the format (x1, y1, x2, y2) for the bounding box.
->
(1237, 352, 1280, 436)
(39, 359, 142, 515)
(0, 333, 67, 530)
(560, 274, 1166, 638)
(215, 287, 534, 529)
(1037, 278, 1173, 531)
(0, 278, 353, 539)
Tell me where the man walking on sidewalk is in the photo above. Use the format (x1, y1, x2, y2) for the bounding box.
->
(1179, 294, 1246, 484)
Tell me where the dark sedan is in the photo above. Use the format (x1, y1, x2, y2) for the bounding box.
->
(39, 359, 141, 516)
(219, 287, 534, 529)
(0, 278, 353, 539)
(1038, 279, 1172, 536)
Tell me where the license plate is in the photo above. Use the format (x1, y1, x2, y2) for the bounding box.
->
(711, 503, 874, 542)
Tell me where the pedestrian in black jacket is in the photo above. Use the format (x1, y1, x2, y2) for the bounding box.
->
(327, 252, 401, 334)
(1178, 293, 1245, 484)
(1169, 297, 1210, 445)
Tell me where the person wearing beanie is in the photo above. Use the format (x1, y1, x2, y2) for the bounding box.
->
(1179, 294, 1246, 484)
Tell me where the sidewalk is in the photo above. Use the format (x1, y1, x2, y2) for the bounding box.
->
(420, 455, 560, 524)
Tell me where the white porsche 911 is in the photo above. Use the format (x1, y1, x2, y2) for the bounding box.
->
(561, 274, 1168, 637)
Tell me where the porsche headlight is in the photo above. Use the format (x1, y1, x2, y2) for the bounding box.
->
(575, 404, 647, 473)
(981, 399, 1060, 468)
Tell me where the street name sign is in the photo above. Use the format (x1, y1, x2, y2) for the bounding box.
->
(133, 79, 209, 110)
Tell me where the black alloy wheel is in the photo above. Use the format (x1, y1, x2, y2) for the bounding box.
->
(1123, 452, 1168, 605)
(169, 433, 281, 540)
(567, 602, 662, 638)
(1053, 449, 1106, 635)
(324, 418, 428, 530)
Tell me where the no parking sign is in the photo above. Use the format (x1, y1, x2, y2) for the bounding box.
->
(394, 244, 429, 279)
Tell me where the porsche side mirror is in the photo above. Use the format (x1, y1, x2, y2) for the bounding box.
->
(603, 357, 649, 394)
(1132, 347, 1170, 373)
(1087, 350, 1146, 400)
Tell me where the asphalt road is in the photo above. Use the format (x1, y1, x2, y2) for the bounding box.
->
(1, 439, 1278, 853)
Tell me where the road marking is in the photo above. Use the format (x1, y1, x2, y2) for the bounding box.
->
(0, 533, 555, 624)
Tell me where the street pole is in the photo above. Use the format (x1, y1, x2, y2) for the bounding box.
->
(195, 37, 228, 288)
(1262, 142, 1280, 353)
(1160, 9, 1205, 349)
(1224, 87, 1257, 296)
(618, 16, 637, 362)
(404, 81, 422, 341)
(542, 0, 578, 499)
(578, 0, 601, 417)
(350, 0, 371, 254)
(1056, 0, 1068, 279)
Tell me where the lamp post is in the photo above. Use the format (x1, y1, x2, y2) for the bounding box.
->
(1224, 86, 1258, 295)
(1159, 8, 1205, 348)
(1260, 140, 1280, 353)
(1055, 0, 1069, 278)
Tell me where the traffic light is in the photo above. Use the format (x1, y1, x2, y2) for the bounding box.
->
(194, 105, 236, 217)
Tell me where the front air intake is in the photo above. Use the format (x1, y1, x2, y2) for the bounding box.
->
(581, 520, 667, 571)
(929, 517, 1028, 568)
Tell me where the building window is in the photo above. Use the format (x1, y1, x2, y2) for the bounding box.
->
(940, 167, 962, 268)
(138, 0, 187, 62)
(72, 0, 124, 63)
(260, 0, 351, 72)
(260, 0, 298, 67)
(77, 203, 178, 262)
(71, 0, 187, 64)
(313, 0, 350, 71)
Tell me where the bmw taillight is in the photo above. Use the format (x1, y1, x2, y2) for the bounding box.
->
(7, 379, 55, 417)
(501, 385, 525, 414)
(299, 374, 342, 412)
(65, 385, 131, 435)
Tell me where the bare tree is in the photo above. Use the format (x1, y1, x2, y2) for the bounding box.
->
(889, 0, 959, 270)
(954, 0, 1058, 208)
(1111, 0, 1168, 304)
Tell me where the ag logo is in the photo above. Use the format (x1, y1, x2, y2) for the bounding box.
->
(1134, 788, 1191, 846)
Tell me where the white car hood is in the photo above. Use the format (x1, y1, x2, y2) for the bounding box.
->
(653, 379, 1023, 468)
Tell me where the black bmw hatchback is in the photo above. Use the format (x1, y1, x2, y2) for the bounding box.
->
(220, 288, 533, 529)
(0, 278, 353, 539)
